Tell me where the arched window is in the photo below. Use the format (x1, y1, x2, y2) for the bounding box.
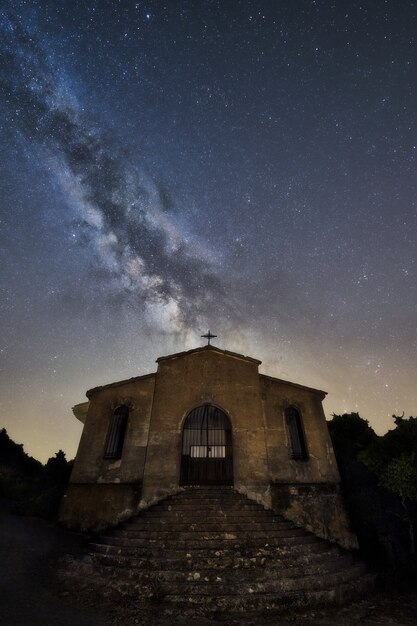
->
(104, 405, 129, 459)
(285, 406, 308, 460)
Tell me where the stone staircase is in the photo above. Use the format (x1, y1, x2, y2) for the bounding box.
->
(73, 486, 374, 614)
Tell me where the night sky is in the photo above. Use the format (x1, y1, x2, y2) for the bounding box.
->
(1, 0, 416, 463)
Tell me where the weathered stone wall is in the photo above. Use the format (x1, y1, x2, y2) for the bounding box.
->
(70, 374, 155, 484)
(260, 375, 356, 548)
(271, 482, 358, 549)
(59, 374, 155, 529)
(140, 348, 271, 508)
(59, 483, 141, 532)
(260, 375, 340, 484)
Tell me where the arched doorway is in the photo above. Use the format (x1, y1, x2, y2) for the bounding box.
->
(180, 405, 233, 485)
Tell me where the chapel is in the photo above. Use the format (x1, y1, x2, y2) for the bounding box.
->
(60, 341, 356, 548)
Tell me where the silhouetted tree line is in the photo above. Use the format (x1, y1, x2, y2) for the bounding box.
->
(0, 428, 73, 519)
(328, 413, 417, 577)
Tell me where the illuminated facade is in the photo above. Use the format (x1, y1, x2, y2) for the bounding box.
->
(60, 345, 357, 548)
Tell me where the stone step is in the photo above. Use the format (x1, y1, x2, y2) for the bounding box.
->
(106, 526, 308, 540)
(163, 574, 376, 612)
(171, 489, 241, 496)
(180, 491, 254, 499)
(154, 490, 261, 499)
(138, 510, 278, 526)
(160, 499, 262, 507)
(67, 487, 373, 615)
(140, 509, 279, 521)
(138, 509, 278, 527)
(119, 523, 293, 533)
(90, 541, 346, 564)
(152, 502, 265, 511)
(125, 518, 292, 530)
(89, 537, 333, 559)
(181, 486, 235, 492)
(91, 552, 356, 579)
(182, 486, 235, 489)
(92, 562, 367, 594)
(154, 493, 263, 501)
(96, 531, 317, 549)
(149, 488, 270, 497)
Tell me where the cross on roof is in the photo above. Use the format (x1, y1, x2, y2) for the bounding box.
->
(201, 330, 217, 346)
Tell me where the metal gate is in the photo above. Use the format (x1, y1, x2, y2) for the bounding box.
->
(180, 405, 233, 485)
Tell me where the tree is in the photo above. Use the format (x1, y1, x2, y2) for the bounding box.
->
(0, 430, 73, 519)
(45, 449, 72, 484)
(360, 415, 417, 556)
(327, 413, 384, 562)
(328, 412, 376, 449)
(0, 428, 43, 475)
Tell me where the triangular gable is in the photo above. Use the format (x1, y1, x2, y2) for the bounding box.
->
(156, 344, 262, 366)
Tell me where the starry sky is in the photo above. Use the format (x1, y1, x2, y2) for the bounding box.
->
(1, 0, 416, 463)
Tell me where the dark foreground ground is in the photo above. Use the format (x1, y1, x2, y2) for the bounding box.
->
(0, 501, 416, 626)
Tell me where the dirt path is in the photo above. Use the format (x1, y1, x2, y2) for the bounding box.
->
(0, 500, 416, 625)
(0, 500, 111, 626)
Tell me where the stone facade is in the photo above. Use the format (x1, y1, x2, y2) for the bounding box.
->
(60, 345, 357, 549)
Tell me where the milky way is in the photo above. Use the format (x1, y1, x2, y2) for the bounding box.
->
(0, 0, 416, 461)
(1, 10, 224, 334)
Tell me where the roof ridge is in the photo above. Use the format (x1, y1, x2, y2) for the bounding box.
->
(156, 344, 262, 365)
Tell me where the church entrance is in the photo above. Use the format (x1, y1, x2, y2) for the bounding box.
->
(180, 405, 233, 485)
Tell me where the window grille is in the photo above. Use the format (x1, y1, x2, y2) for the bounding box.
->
(285, 407, 308, 460)
(104, 405, 128, 459)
